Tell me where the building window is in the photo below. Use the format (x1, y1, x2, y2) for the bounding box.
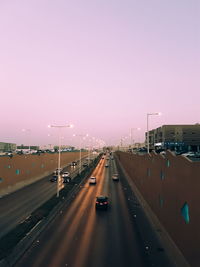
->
(16, 169, 20, 175)
(0, 178, 3, 183)
(181, 202, 190, 224)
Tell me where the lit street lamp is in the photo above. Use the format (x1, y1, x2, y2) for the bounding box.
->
(130, 128, 141, 148)
(22, 128, 31, 152)
(48, 123, 73, 197)
(73, 134, 89, 174)
(147, 113, 161, 153)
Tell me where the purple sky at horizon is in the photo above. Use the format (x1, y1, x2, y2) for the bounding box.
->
(0, 0, 199, 147)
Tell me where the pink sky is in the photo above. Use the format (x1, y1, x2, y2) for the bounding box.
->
(0, 0, 199, 147)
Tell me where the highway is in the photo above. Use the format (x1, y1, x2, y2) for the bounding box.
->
(15, 157, 149, 267)
(0, 156, 92, 239)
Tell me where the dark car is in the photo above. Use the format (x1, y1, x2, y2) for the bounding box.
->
(50, 175, 58, 182)
(53, 168, 63, 175)
(112, 174, 119, 181)
(71, 161, 77, 166)
(83, 162, 88, 167)
(63, 177, 71, 183)
(95, 196, 109, 210)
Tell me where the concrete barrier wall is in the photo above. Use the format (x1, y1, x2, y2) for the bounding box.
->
(0, 152, 88, 196)
(116, 151, 200, 267)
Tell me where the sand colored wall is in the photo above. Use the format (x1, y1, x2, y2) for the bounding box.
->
(0, 152, 88, 195)
(116, 151, 200, 267)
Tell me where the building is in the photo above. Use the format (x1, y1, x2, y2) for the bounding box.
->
(0, 142, 17, 152)
(146, 124, 200, 152)
(17, 145, 39, 150)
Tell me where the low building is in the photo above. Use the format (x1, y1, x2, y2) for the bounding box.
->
(146, 124, 200, 152)
(17, 145, 39, 150)
(0, 142, 16, 152)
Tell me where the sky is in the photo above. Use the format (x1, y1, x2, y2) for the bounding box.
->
(0, 0, 199, 147)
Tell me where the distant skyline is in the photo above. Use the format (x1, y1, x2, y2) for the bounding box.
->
(0, 0, 199, 146)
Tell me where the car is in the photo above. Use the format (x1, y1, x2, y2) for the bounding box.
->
(54, 168, 63, 175)
(62, 171, 70, 178)
(83, 162, 88, 167)
(63, 177, 71, 183)
(105, 164, 109, 167)
(89, 177, 96, 185)
(95, 196, 109, 210)
(71, 161, 77, 166)
(160, 151, 166, 155)
(50, 175, 58, 182)
(182, 152, 196, 157)
(112, 174, 119, 181)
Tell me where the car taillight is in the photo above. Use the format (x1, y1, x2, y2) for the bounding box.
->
(104, 202, 108, 204)
(96, 201, 99, 204)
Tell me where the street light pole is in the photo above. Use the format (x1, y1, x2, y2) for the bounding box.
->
(73, 134, 88, 174)
(147, 113, 161, 153)
(22, 128, 31, 152)
(48, 124, 73, 197)
(130, 128, 141, 149)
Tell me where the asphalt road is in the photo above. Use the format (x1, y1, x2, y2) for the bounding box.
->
(0, 162, 83, 239)
(15, 157, 149, 267)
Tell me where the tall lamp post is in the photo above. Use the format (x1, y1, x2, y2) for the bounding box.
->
(147, 113, 161, 153)
(73, 134, 89, 174)
(22, 128, 31, 152)
(130, 128, 141, 149)
(48, 124, 73, 197)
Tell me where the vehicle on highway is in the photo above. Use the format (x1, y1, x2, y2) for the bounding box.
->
(54, 168, 63, 175)
(71, 161, 77, 166)
(95, 196, 108, 210)
(62, 171, 70, 178)
(63, 177, 71, 183)
(105, 164, 109, 167)
(112, 174, 119, 181)
(182, 152, 196, 157)
(50, 175, 58, 182)
(83, 162, 88, 167)
(89, 177, 96, 185)
(16, 150, 23, 155)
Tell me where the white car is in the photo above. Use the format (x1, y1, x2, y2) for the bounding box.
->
(54, 168, 63, 175)
(89, 177, 96, 185)
(62, 171, 70, 178)
(182, 152, 195, 157)
(112, 174, 119, 181)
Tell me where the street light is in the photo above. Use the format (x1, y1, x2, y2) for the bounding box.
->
(147, 113, 161, 153)
(73, 134, 89, 174)
(48, 123, 73, 197)
(22, 128, 31, 152)
(130, 128, 141, 148)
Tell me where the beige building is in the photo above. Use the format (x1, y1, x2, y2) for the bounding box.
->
(146, 124, 200, 151)
(0, 142, 16, 152)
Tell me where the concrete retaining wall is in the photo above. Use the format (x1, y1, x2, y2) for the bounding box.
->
(116, 151, 200, 267)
